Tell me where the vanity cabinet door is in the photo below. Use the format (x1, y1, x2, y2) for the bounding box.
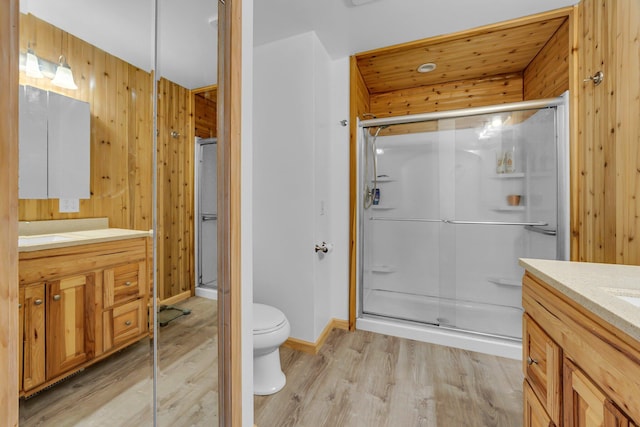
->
(524, 380, 555, 427)
(524, 314, 562, 424)
(23, 283, 46, 392)
(603, 400, 638, 427)
(47, 274, 95, 379)
(562, 358, 634, 427)
(19, 288, 24, 393)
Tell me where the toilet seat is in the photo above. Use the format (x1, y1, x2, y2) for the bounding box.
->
(253, 303, 287, 335)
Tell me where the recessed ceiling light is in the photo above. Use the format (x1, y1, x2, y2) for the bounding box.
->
(417, 62, 437, 73)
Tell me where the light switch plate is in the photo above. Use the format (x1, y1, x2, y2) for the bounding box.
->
(59, 198, 80, 213)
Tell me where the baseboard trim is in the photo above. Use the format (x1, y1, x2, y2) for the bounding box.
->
(282, 318, 349, 355)
(159, 290, 192, 306)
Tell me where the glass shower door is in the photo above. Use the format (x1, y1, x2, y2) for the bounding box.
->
(361, 127, 445, 326)
(360, 104, 561, 340)
(197, 138, 217, 290)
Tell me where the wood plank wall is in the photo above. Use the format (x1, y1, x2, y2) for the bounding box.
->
(18, 14, 153, 231)
(1, 0, 19, 425)
(157, 77, 194, 302)
(523, 19, 570, 100)
(369, 73, 524, 118)
(576, 0, 640, 264)
(194, 89, 218, 139)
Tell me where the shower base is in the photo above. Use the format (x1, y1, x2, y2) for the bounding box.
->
(359, 289, 522, 359)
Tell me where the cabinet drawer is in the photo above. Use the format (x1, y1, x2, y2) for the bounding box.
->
(104, 262, 144, 308)
(104, 299, 146, 351)
(523, 314, 561, 424)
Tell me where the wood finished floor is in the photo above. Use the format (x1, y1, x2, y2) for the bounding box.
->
(255, 328, 523, 427)
(19, 297, 218, 427)
(19, 296, 522, 426)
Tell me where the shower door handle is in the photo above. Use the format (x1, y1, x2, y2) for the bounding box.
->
(444, 220, 548, 226)
(202, 214, 217, 221)
(524, 225, 556, 236)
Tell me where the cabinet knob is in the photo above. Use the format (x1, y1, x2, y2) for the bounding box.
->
(53, 294, 61, 301)
(125, 281, 132, 287)
(527, 356, 538, 366)
(18, 303, 22, 309)
(125, 320, 132, 326)
(583, 70, 604, 86)
(34, 299, 43, 306)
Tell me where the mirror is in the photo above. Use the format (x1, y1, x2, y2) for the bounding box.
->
(155, 0, 219, 424)
(17, 0, 219, 425)
(17, 1, 155, 424)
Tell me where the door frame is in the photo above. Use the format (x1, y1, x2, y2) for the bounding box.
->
(217, 0, 244, 424)
(0, 0, 20, 424)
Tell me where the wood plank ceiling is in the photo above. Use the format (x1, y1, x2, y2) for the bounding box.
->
(356, 16, 567, 94)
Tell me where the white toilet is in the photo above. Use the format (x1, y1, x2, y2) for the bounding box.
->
(253, 303, 290, 395)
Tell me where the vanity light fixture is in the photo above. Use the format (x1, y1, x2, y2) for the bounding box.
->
(20, 48, 78, 90)
(51, 55, 78, 90)
(417, 62, 437, 73)
(25, 45, 44, 79)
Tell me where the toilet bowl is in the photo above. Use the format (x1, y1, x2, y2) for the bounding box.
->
(253, 303, 290, 395)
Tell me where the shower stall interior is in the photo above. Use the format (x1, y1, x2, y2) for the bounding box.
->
(195, 137, 217, 299)
(357, 95, 569, 353)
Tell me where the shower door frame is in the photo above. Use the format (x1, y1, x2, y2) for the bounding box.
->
(194, 137, 218, 295)
(354, 94, 570, 335)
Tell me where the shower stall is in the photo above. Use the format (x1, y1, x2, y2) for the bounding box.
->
(357, 95, 569, 358)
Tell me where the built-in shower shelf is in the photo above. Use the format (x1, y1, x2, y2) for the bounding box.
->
(370, 265, 396, 273)
(492, 172, 525, 179)
(373, 176, 395, 183)
(487, 277, 522, 287)
(371, 205, 395, 210)
(492, 206, 525, 212)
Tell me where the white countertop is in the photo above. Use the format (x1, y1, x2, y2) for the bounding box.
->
(520, 258, 640, 342)
(19, 228, 152, 252)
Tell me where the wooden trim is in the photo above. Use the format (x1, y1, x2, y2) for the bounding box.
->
(159, 290, 192, 306)
(192, 84, 218, 95)
(0, 0, 19, 424)
(218, 0, 242, 425)
(282, 318, 350, 355)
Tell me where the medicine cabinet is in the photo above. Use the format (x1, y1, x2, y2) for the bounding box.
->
(18, 84, 90, 200)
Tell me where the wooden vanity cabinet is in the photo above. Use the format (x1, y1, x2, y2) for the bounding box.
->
(523, 271, 640, 427)
(18, 237, 151, 396)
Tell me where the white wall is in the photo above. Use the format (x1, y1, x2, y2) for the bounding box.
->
(328, 57, 350, 320)
(253, 31, 350, 343)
